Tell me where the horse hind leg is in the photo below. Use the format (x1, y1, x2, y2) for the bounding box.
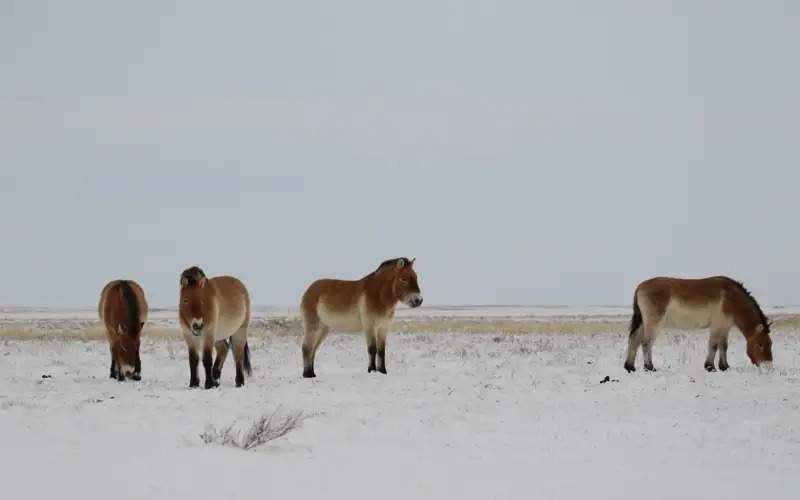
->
(642, 323, 660, 372)
(108, 340, 118, 379)
(624, 326, 643, 373)
(212, 338, 230, 383)
(231, 327, 249, 387)
(365, 327, 378, 373)
(302, 320, 328, 378)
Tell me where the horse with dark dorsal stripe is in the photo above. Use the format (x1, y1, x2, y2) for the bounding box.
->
(300, 257, 423, 378)
(179, 266, 252, 389)
(625, 276, 773, 373)
(99, 279, 148, 381)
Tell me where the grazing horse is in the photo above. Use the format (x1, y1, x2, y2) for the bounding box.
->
(98, 280, 148, 381)
(301, 257, 423, 378)
(179, 266, 252, 389)
(625, 276, 773, 373)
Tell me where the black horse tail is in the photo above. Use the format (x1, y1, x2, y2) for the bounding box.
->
(243, 342, 252, 376)
(118, 280, 141, 336)
(629, 293, 643, 338)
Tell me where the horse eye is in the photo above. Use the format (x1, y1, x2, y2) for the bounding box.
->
(182, 299, 188, 305)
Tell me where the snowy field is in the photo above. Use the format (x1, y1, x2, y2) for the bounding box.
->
(2, 311, 800, 499)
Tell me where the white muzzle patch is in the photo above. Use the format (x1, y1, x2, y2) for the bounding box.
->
(191, 318, 203, 336)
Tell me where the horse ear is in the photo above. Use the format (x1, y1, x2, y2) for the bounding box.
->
(180, 276, 189, 289)
(410, 257, 416, 267)
(396, 259, 405, 269)
(199, 276, 207, 288)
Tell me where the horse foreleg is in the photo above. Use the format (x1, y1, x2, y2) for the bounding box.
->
(132, 350, 142, 381)
(202, 335, 216, 389)
(705, 329, 723, 372)
(376, 326, 389, 375)
(366, 327, 378, 373)
(188, 346, 200, 388)
(718, 329, 731, 371)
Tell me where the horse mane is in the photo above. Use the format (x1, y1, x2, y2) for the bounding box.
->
(366, 258, 410, 278)
(725, 278, 771, 334)
(181, 266, 206, 287)
(118, 280, 140, 336)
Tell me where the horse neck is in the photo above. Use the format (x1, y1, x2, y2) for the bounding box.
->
(363, 271, 398, 311)
(727, 289, 762, 339)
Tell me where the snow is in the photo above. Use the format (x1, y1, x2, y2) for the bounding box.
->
(2, 327, 800, 499)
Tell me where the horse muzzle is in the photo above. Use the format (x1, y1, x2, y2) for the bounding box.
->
(758, 361, 774, 373)
(406, 295, 423, 308)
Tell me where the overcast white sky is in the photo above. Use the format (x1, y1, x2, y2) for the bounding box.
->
(1, 1, 798, 307)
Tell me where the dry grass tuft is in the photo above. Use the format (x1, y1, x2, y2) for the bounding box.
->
(200, 407, 308, 450)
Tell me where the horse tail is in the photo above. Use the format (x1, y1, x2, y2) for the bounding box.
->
(118, 280, 140, 336)
(629, 292, 643, 338)
(243, 342, 252, 376)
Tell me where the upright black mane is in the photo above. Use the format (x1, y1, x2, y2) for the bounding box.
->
(181, 266, 207, 287)
(726, 278, 771, 333)
(366, 258, 410, 277)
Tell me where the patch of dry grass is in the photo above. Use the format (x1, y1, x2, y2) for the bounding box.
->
(1, 315, 798, 341)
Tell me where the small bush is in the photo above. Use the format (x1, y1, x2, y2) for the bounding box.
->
(200, 407, 308, 450)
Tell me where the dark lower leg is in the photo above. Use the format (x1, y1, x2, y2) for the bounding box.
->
(624, 331, 640, 372)
(109, 356, 118, 379)
(642, 340, 656, 372)
(212, 340, 229, 382)
(376, 336, 387, 374)
(203, 346, 216, 389)
(132, 351, 142, 381)
(234, 343, 245, 387)
(302, 342, 316, 378)
(367, 342, 377, 373)
(189, 349, 200, 387)
(718, 341, 729, 371)
(705, 342, 719, 372)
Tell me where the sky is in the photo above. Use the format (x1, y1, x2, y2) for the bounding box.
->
(1, 1, 798, 307)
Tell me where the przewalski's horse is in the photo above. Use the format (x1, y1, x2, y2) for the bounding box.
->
(625, 276, 773, 373)
(301, 257, 423, 378)
(179, 266, 252, 389)
(98, 280, 148, 381)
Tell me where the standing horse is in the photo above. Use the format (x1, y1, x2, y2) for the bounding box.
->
(179, 266, 252, 388)
(624, 276, 773, 373)
(98, 280, 148, 381)
(301, 257, 423, 378)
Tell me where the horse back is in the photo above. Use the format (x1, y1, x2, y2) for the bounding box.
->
(99, 279, 148, 331)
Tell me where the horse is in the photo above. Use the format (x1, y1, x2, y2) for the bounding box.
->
(98, 280, 148, 381)
(300, 257, 423, 378)
(179, 266, 252, 389)
(624, 276, 773, 373)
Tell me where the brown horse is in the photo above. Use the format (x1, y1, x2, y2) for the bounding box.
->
(301, 257, 423, 378)
(179, 266, 252, 389)
(98, 280, 148, 381)
(625, 276, 773, 373)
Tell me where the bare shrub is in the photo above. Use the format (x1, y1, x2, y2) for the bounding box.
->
(200, 407, 308, 450)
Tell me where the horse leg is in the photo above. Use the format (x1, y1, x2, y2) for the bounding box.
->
(231, 327, 248, 388)
(302, 319, 325, 378)
(187, 343, 200, 388)
(717, 329, 731, 371)
(376, 326, 389, 375)
(705, 329, 723, 372)
(366, 326, 378, 373)
(202, 334, 216, 389)
(132, 350, 142, 381)
(212, 338, 230, 383)
(108, 340, 118, 379)
(624, 325, 643, 373)
(642, 323, 659, 372)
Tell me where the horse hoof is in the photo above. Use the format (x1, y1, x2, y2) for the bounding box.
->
(705, 364, 717, 372)
(377, 367, 387, 375)
(302, 370, 316, 378)
(624, 363, 635, 373)
(131, 373, 141, 381)
(368, 366, 376, 373)
(644, 365, 656, 372)
(719, 364, 729, 372)
(204, 380, 216, 389)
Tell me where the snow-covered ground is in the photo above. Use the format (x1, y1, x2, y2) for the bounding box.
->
(2, 326, 800, 499)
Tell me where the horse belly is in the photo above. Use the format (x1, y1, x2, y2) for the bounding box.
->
(213, 312, 246, 341)
(663, 300, 715, 330)
(317, 303, 363, 332)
